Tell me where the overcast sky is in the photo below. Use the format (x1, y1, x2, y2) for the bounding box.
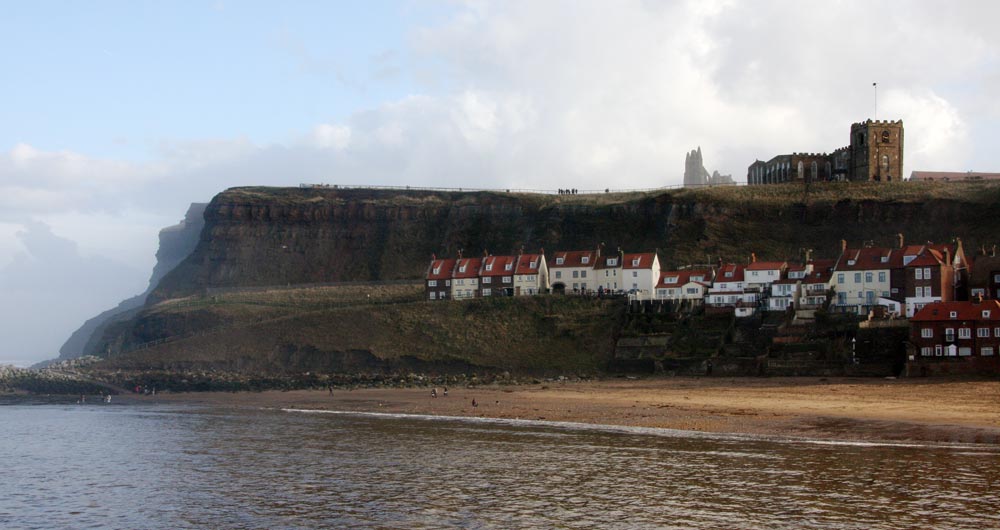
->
(2, 0, 999, 365)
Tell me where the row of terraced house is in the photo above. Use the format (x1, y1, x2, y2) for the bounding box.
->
(426, 236, 1000, 370)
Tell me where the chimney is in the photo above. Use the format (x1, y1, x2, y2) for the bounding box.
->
(945, 248, 951, 267)
(981, 245, 988, 257)
(518, 246, 524, 256)
(457, 249, 464, 259)
(596, 243, 603, 258)
(804, 248, 813, 264)
(750, 252, 757, 264)
(993, 245, 997, 258)
(431, 253, 437, 261)
(954, 238, 963, 266)
(840, 239, 847, 254)
(717, 256, 723, 269)
(977, 293, 984, 304)
(897, 233, 904, 249)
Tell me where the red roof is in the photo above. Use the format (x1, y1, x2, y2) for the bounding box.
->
(480, 255, 517, 277)
(623, 253, 657, 270)
(803, 271, 832, 284)
(715, 263, 745, 282)
(514, 254, 544, 275)
(658, 270, 712, 287)
(834, 247, 902, 271)
(809, 259, 836, 273)
(911, 300, 1000, 322)
(907, 248, 946, 268)
(746, 260, 787, 271)
(453, 258, 483, 279)
(426, 259, 457, 280)
(551, 250, 597, 268)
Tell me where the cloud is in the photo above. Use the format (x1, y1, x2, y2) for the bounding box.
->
(0, 222, 146, 361)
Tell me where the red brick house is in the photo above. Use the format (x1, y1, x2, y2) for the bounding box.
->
(452, 257, 483, 300)
(425, 257, 456, 301)
(908, 300, 1000, 374)
(902, 246, 955, 317)
(479, 255, 517, 297)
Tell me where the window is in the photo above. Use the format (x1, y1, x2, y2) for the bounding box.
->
(915, 268, 923, 280)
(632, 271, 638, 278)
(865, 272, 873, 283)
(429, 292, 436, 300)
(608, 258, 618, 266)
(878, 272, 886, 282)
(959, 347, 972, 356)
(921, 347, 933, 356)
(855, 273, 862, 283)
(751, 271, 759, 277)
(485, 263, 493, 271)
(983, 347, 995, 356)
(921, 328, 933, 338)
(838, 273, 845, 284)
(923, 267, 931, 279)
(983, 310, 992, 318)
(664, 276, 679, 284)
(972, 288, 985, 297)
(459, 265, 467, 273)
(994, 273, 1000, 283)
(995, 327, 1000, 337)
(935, 345, 943, 356)
(725, 272, 733, 278)
(978, 327, 990, 338)
(445, 280, 451, 287)
(959, 328, 971, 339)
(632, 259, 640, 266)
(502, 276, 512, 284)
(881, 130, 890, 143)
(837, 292, 846, 304)
(483, 277, 491, 284)
(581, 270, 587, 278)
(433, 267, 441, 275)
(949, 311, 958, 319)
(556, 257, 564, 265)
(457, 279, 465, 286)
(687, 287, 699, 294)
(555, 271, 562, 279)
(691, 276, 703, 282)
(945, 328, 955, 341)
(572, 271, 579, 279)
(482, 288, 491, 296)
(881, 256, 888, 263)
(581, 257, 590, 264)
(428, 280, 437, 287)
(505, 263, 513, 271)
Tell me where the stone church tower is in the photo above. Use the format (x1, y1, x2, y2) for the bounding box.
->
(684, 147, 710, 187)
(849, 120, 904, 182)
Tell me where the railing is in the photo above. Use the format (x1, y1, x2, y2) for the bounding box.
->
(297, 181, 745, 195)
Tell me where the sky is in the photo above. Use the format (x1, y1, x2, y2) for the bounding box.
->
(2, 0, 999, 365)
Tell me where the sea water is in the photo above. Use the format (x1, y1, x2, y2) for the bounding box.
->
(1, 402, 998, 529)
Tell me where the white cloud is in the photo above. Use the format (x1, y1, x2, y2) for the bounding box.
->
(882, 88, 970, 173)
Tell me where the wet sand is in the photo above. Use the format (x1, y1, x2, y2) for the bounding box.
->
(147, 376, 1000, 444)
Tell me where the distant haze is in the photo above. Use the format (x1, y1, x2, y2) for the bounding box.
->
(2, 1, 1000, 364)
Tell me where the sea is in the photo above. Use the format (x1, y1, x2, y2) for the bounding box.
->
(1, 401, 998, 529)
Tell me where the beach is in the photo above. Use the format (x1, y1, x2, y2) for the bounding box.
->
(145, 376, 1000, 444)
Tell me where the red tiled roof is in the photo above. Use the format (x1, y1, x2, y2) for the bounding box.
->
(772, 277, 798, 285)
(715, 263, 745, 282)
(623, 253, 657, 270)
(809, 259, 836, 273)
(834, 247, 902, 271)
(514, 254, 544, 275)
(803, 271, 832, 284)
(787, 264, 807, 273)
(551, 250, 597, 268)
(480, 255, 517, 277)
(453, 258, 483, 279)
(658, 270, 711, 287)
(907, 248, 946, 268)
(911, 300, 1000, 322)
(746, 260, 787, 271)
(426, 259, 457, 280)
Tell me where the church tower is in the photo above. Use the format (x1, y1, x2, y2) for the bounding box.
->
(848, 120, 904, 182)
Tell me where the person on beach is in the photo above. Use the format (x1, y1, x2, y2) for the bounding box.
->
(431, 388, 437, 398)
(443, 387, 448, 397)
(472, 398, 478, 407)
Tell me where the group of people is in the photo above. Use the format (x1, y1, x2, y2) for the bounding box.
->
(557, 188, 579, 195)
(430, 387, 449, 398)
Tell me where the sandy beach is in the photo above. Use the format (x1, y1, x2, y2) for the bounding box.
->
(146, 376, 1000, 444)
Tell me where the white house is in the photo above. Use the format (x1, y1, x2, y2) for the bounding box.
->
(767, 277, 799, 311)
(622, 253, 660, 300)
(706, 263, 759, 317)
(831, 246, 900, 313)
(450, 257, 483, 300)
(655, 269, 713, 302)
(745, 259, 788, 291)
(513, 253, 548, 295)
(594, 253, 624, 293)
(798, 271, 832, 309)
(550, 250, 598, 294)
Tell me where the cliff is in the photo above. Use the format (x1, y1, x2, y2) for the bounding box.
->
(57, 203, 207, 360)
(152, 183, 1000, 300)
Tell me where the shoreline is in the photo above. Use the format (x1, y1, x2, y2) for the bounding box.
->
(134, 376, 1000, 445)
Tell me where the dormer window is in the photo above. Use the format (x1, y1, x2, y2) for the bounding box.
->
(847, 260, 856, 266)
(664, 276, 679, 284)
(505, 263, 513, 271)
(581, 257, 590, 264)
(632, 259, 640, 266)
(984, 310, 992, 318)
(692, 276, 703, 282)
(485, 264, 493, 271)
(556, 258, 564, 265)
(950, 311, 958, 319)
(459, 265, 467, 273)
(881, 256, 888, 263)
(530, 260, 537, 268)
(433, 267, 441, 275)
(608, 258, 618, 266)
(725, 272, 733, 278)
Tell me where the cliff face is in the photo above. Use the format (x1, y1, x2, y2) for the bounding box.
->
(152, 185, 1000, 299)
(58, 203, 207, 359)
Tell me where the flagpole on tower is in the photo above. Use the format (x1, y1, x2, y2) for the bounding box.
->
(873, 82, 877, 120)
